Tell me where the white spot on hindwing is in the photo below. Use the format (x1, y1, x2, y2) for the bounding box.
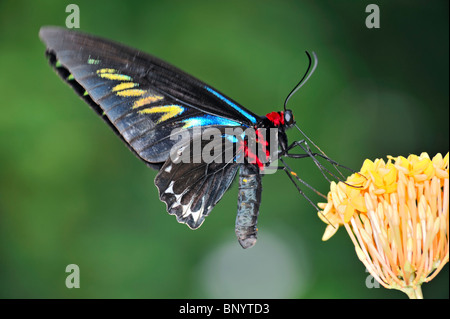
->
(190, 210, 203, 223)
(164, 180, 206, 226)
(166, 181, 182, 202)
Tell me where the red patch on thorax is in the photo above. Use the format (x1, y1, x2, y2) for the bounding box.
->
(239, 128, 270, 171)
(266, 111, 284, 126)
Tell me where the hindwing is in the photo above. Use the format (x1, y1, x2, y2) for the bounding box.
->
(155, 128, 246, 228)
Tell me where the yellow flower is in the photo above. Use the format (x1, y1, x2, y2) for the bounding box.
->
(318, 152, 449, 298)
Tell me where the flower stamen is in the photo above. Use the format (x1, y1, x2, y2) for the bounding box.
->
(318, 152, 449, 298)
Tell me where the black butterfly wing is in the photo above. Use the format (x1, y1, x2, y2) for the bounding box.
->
(155, 127, 245, 229)
(39, 26, 260, 168)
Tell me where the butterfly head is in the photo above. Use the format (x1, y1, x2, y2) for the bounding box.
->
(265, 110, 295, 128)
(283, 109, 295, 128)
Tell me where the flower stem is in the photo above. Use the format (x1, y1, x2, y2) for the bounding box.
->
(402, 286, 424, 299)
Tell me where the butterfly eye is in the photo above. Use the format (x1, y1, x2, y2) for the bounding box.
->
(284, 109, 295, 126)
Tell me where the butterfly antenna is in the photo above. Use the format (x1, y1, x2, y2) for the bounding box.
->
(284, 51, 318, 111)
(283, 51, 348, 180)
(283, 52, 365, 189)
(286, 52, 346, 180)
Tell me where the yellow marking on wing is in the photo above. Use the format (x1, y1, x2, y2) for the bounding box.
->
(133, 95, 164, 109)
(112, 82, 138, 92)
(138, 105, 184, 123)
(96, 68, 132, 81)
(99, 73, 132, 81)
(97, 68, 116, 74)
(116, 89, 146, 97)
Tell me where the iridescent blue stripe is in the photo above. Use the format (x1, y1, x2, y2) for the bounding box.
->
(182, 114, 243, 128)
(222, 132, 246, 143)
(205, 86, 257, 124)
(224, 134, 239, 143)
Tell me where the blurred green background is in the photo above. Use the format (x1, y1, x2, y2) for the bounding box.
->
(0, 0, 448, 299)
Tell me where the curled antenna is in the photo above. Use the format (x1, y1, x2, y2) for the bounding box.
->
(284, 51, 318, 111)
(278, 51, 365, 225)
(283, 51, 349, 181)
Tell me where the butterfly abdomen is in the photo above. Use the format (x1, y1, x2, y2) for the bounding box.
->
(235, 165, 262, 249)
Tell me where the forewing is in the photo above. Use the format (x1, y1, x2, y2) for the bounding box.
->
(39, 27, 260, 166)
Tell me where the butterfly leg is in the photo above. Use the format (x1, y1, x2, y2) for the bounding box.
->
(277, 159, 337, 226)
(280, 139, 338, 163)
(280, 139, 359, 184)
(278, 140, 363, 191)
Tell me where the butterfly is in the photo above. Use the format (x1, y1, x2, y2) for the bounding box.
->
(39, 26, 345, 248)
